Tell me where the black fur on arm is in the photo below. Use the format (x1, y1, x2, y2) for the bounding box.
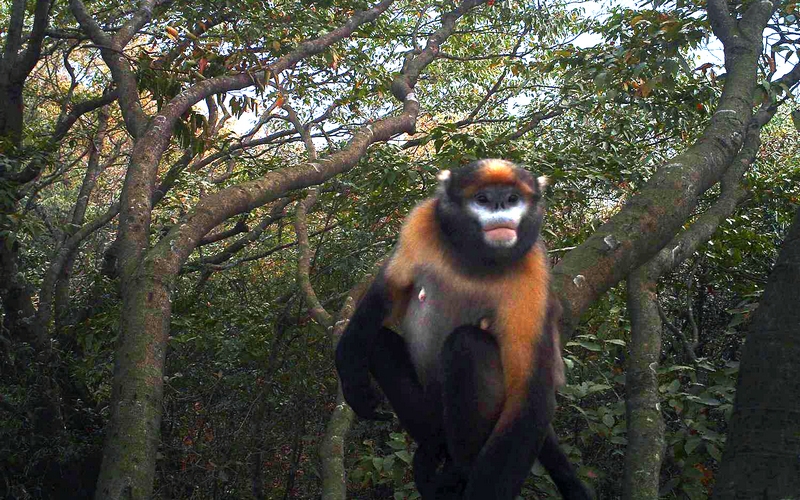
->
(335, 270, 394, 420)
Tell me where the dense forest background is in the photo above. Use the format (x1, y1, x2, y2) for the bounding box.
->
(1, 0, 799, 499)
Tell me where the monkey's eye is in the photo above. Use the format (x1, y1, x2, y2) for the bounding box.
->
(475, 193, 490, 205)
(507, 194, 520, 205)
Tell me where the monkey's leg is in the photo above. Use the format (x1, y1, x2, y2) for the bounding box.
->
(439, 325, 506, 498)
(368, 327, 448, 498)
(538, 425, 593, 499)
(441, 325, 505, 464)
(458, 344, 555, 499)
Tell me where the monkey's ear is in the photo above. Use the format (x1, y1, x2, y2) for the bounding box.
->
(536, 175, 549, 190)
(437, 169, 451, 183)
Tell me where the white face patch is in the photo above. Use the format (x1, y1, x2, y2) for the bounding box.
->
(467, 201, 529, 248)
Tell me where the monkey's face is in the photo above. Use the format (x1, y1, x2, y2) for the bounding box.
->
(435, 159, 545, 271)
(466, 185, 530, 249)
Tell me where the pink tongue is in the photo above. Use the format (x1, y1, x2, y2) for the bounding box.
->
(484, 227, 517, 242)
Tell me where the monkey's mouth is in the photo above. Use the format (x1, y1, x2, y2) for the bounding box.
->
(483, 223, 518, 246)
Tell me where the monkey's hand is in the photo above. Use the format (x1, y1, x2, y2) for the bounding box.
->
(341, 380, 393, 421)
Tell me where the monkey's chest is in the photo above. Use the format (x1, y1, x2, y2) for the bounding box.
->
(399, 268, 496, 387)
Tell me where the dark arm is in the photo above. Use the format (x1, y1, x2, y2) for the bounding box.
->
(335, 271, 393, 420)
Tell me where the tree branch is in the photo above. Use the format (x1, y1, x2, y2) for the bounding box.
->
(197, 223, 339, 272)
(283, 104, 317, 161)
(69, 0, 150, 137)
(551, 2, 776, 337)
(5, 90, 119, 185)
(294, 190, 333, 327)
(13, 0, 54, 82)
(2, 0, 27, 68)
(706, 0, 735, 45)
(198, 220, 248, 246)
(658, 302, 698, 364)
(187, 199, 292, 272)
(159, 0, 398, 127)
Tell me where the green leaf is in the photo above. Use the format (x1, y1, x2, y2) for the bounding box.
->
(395, 450, 413, 464)
(696, 396, 721, 406)
(685, 436, 702, 454)
(664, 379, 680, 394)
(586, 384, 612, 395)
(594, 72, 609, 89)
(707, 443, 722, 461)
(566, 340, 602, 352)
(658, 365, 694, 374)
(388, 440, 407, 450)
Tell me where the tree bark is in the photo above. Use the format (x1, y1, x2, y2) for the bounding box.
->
(321, 384, 355, 500)
(551, 1, 777, 337)
(88, 0, 493, 495)
(93, 259, 172, 500)
(620, 90, 772, 497)
(320, 290, 367, 500)
(624, 271, 665, 500)
(0, 239, 38, 344)
(713, 206, 800, 499)
(54, 108, 110, 330)
(0, 0, 54, 341)
(0, 0, 53, 147)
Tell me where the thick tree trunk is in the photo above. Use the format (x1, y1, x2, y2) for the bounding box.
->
(713, 207, 800, 499)
(624, 271, 665, 499)
(94, 262, 171, 500)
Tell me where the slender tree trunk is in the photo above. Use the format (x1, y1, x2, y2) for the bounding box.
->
(714, 207, 800, 499)
(624, 271, 665, 499)
(320, 384, 355, 500)
(250, 397, 267, 500)
(54, 108, 110, 331)
(320, 278, 373, 499)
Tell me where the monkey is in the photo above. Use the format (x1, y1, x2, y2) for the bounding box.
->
(335, 159, 592, 499)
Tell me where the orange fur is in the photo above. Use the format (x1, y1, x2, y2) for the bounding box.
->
(384, 198, 550, 431)
(463, 159, 535, 197)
